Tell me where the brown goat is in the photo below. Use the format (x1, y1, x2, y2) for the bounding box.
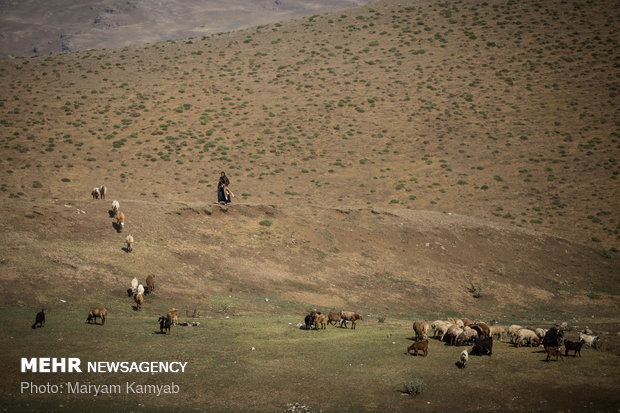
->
(340, 311, 363, 329)
(134, 293, 144, 311)
(87, 307, 107, 325)
(545, 347, 564, 362)
(145, 275, 155, 294)
(327, 312, 341, 326)
(116, 211, 125, 231)
(407, 339, 429, 357)
(315, 313, 327, 330)
(167, 308, 179, 325)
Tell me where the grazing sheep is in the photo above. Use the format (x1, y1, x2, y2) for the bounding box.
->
(458, 349, 469, 368)
(126, 234, 134, 252)
(472, 321, 491, 339)
(471, 337, 493, 356)
(579, 332, 600, 349)
(545, 347, 564, 362)
(134, 293, 144, 311)
(91, 187, 100, 199)
(32, 309, 45, 329)
(456, 326, 479, 346)
(542, 327, 564, 350)
(327, 312, 341, 326)
(564, 339, 585, 357)
(535, 328, 548, 341)
(489, 325, 506, 341)
(407, 339, 429, 357)
(443, 324, 464, 346)
(461, 317, 473, 327)
(340, 311, 363, 329)
(516, 328, 540, 347)
(111, 200, 120, 217)
(145, 275, 155, 294)
(315, 313, 327, 330)
(159, 316, 171, 335)
(130, 277, 138, 294)
(433, 321, 452, 339)
(137, 284, 145, 296)
(167, 308, 179, 325)
(116, 211, 125, 231)
(87, 307, 107, 325)
(99, 185, 106, 199)
(508, 325, 523, 342)
(412, 320, 430, 340)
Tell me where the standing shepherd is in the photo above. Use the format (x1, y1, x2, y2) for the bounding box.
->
(217, 171, 233, 204)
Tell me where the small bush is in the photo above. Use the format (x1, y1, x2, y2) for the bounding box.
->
(259, 220, 272, 227)
(61, 178, 71, 182)
(403, 379, 425, 398)
(468, 283, 482, 298)
(378, 316, 386, 323)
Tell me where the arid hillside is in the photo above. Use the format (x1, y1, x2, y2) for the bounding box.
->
(0, 0, 618, 251)
(0, 1, 619, 411)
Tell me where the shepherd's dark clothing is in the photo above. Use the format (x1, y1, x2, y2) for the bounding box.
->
(217, 174, 231, 204)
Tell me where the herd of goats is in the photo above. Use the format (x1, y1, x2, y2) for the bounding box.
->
(30, 186, 177, 334)
(28, 186, 604, 364)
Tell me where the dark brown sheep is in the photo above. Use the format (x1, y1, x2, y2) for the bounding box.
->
(87, 307, 107, 325)
(407, 339, 429, 357)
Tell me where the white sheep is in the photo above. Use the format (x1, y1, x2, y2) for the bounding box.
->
(431, 320, 451, 338)
(508, 324, 523, 343)
(137, 284, 145, 296)
(516, 328, 540, 347)
(489, 325, 506, 341)
(458, 350, 468, 368)
(111, 200, 120, 217)
(579, 332, 600, 349)
(91, 187, 100, 199)
(126, 234, 134, 252)
(457, 326, 478, 345)
(535, 328, 548, 341)
(444, 324, 464, 346)
(131, 277, 138, 294)
(99, 185, 107, 199)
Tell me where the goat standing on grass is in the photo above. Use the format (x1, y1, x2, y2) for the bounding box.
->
(145, 275, 155, 294)
(99, 185, 106, 199)
(159, 316, 171, 334)
(87, 307, 107, 325)
(32, 309, 45, 329)
(134, 293, 144, 311)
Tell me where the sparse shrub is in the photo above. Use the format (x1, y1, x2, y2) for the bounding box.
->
(378, 316, 386, 323)
(61, 178, 71, 182)
(259, 220, 272, 227)
(468, 283, 482, 298)
(403, 379, 425, 398)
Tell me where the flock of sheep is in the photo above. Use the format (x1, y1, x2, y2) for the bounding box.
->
(405, 318, 602, 367)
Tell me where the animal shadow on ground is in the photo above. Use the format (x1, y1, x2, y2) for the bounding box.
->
(112, 222, 122, 233)
(122, 247, 131, 253)
(153, 331, 168, 335)
(132, 305, 140, 311)
(108, 209, 116, 218)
